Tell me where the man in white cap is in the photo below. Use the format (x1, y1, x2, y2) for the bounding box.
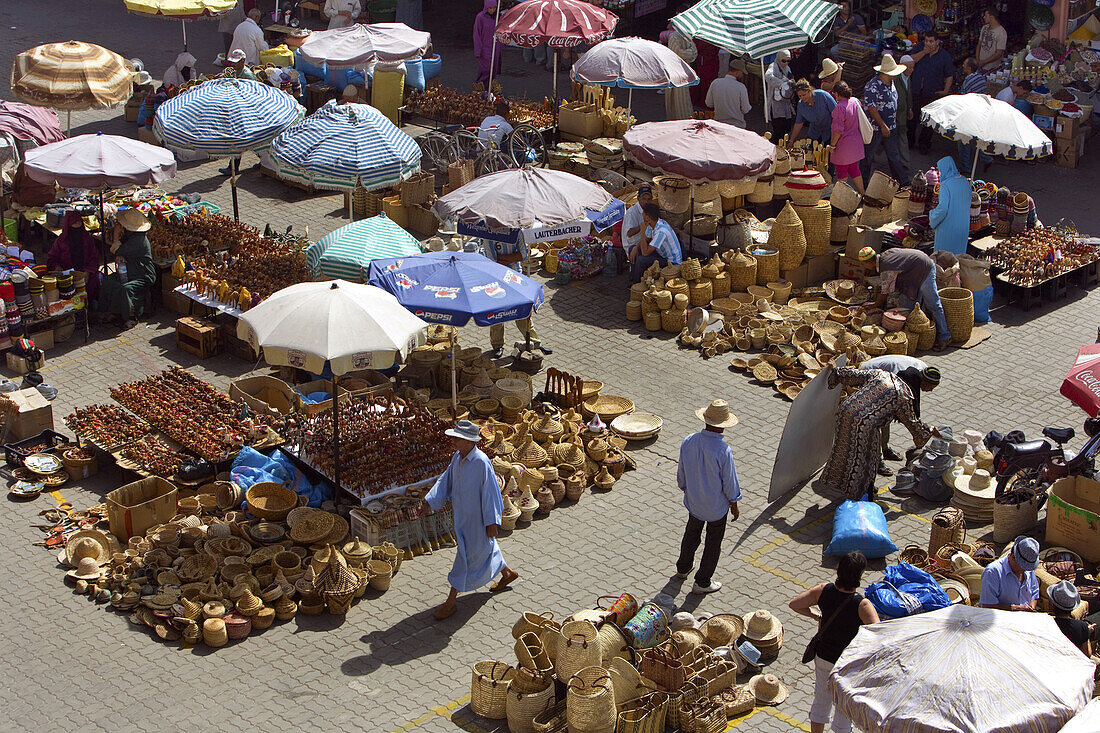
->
(675, 400, 742, 595)
(230, 8, 268, 65)
(979, 535, 1039, 611)
(424, 419, 518, 619)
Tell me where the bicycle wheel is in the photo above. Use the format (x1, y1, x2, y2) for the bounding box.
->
(418, 131, 456, 173)
(453, 129, 486, 160)
(475, 149, 513, 177)
(507, 123, 548, 168)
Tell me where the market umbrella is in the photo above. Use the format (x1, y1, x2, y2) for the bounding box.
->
(494, 0, 619, 104)
(237, 280, 428, 493)
(570, 37, 698, 116)
(0, 101, 65, 145)
(367, 251, 544, 411)
(831, 605, 1095, 733)
(1060, 343, 1100, 417)
(23, 131, 177, 268)
(305, 213, 423, 282)
(153, 77, 304, 221)
(671, 0, 838, 122)
(10, 40, 135, 134)
(123, 0, 238, 50)
(921, 93, 1054, 176)
(432, 166, 612, 231)
(1061, 699, 1100, 732)
(622, 118, 775, 181)
(298, 22, 432, 68)
(269, 100, 421, 217)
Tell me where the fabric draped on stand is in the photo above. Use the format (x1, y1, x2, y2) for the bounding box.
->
(47, 212, 101, 303)
(425, 447, 506, 592)
(821, 366, 931, 499)
(666, 32, 698, 120)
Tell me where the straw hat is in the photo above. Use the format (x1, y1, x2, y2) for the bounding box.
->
(672, 628, 708, 654)
(823, 279, 870, 305)
(695, 399, 739, 428)
(748, 673, 790, 705)
(701, 613, 745, 647)
(742, 610, 782, 642)
(819, 58, 844, 80)
(66, 556, 104, 582)
(936, 575, 970, 605)
(974, 450, 994, 471)
(954, 469, 994, 497)
(874, 55, 906, 76)
(65, 530, 112, 567)
(289, 510, 336, 545)
(117, 208, 152, 233)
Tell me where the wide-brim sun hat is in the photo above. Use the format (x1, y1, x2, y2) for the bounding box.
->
(742, 610, 782, 642)
(695, 399, 738, 428)
(65, 529, 112, 567)
(823, 279, 870, 305)
(747, 673, 790, 705)
(117, 208, 151, 232)
(874, 55, 905, 75)
(445, 419, 481, 442)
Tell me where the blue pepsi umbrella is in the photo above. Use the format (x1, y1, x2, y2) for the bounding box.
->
(367, 251, 544, 327)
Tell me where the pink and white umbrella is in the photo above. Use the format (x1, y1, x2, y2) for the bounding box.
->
(570, 37, 697, 116)
(0, 101, 65, 145)
(298, 22, 432, 68)
(492, 0, 618, 100)
(623, 119, 775, 181)
(1061, 343, 1100, 417)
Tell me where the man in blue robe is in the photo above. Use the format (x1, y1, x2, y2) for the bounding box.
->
(425, 420, 518, 619)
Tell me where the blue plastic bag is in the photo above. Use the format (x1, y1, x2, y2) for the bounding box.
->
(404, 58, 426, 91)
(422, 54, 442, 81)
(294, 50, 326, 80)
(825, 500, 898, 558)
(230, 446, 332, 508)
(972, 285, 992, 323)
(865, 562, 952, 619)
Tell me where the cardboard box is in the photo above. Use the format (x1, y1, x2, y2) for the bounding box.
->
(229, 375, 299, 416)
(780, 262, 808, 289)
(26, 328, 54, 351)
(806, 253, 836, 285)
(6, 387, 54, 441)
(1047, 476, 1100, 562)
(296, 378, 352, 416)
(6, 351, 45, 375)
(1056, 115, 1080, 139)
(845, 224, 885, 258)
(1033, 114, 1055, 131)
(836, 254, 865, 281)
(106, 477, 178, 540)
(558, 101, 603, 139)
(124, 102, 141, 123)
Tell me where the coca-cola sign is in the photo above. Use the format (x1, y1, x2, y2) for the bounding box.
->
(1075, 369, 1100, 401)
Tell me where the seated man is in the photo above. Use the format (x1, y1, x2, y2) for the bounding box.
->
(629, 203, 682, 283)
(979, 535, 1039, 611)
(1049, 581, 1092, 655)
(478, 100, 514, 146)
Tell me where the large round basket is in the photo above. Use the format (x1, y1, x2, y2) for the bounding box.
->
(566, 666, 616, 733)
(831, 213, 853, 243)
(891, 189, 911, 221)
(753, 249, 780, 286)
(992, 493, 1040, 543)
(726, 252, 757, 291)
(662, 309, 686, 333)
(656, 176, 691, 213)
(718, 178, 756, 197)
(471, 661, 516, 720)
(245, 482, 297, 521)
(582, 395, 635, 422)
(769, 203, 807, 270)
(883, 332, 908, 355)
(747, 176, 773, 204)
(794, 201, 831, 256)
(938, 287, 974, 343)
(688, 280, 712, 307)
(858, 201, 893, 228)
(686, 214, 719, 237)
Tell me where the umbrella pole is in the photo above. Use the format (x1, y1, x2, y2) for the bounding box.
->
(487, 33, 499, 95)
(761, 59, 769, 126)
(627, 89, 633, 119)
(230, 158, 240, 222)
(182, 20, 188, 51)
(971, 145, 979, 179)
(98, 191, 109, 274)
(333, 373, 342, 496)
(553, 51, 559, 108)
(66, 111, 71, 137)
(450, 337, 458, 421)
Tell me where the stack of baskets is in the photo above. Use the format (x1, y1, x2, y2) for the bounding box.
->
(792, 200, 831, 256)
(724, 251, 757, 291)
(904, 305, 936, 354)
(752, 248, 780, 286)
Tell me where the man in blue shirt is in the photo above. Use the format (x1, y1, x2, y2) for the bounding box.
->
(908, 32, 955, 155)
(675, 399, 742, 595)
(957, 57, 992, 174)
(861, 54, 908, 186)
(979, 535, 1040, 611)
(629, 203, 683, 283)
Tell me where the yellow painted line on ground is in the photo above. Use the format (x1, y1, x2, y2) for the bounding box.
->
(49, 490, 67, 505)
(742, 512, 833, 590)
(726, 709, 761, 728)
(762, 706, 813, 731)
(39, 337, 132, 372)
(385, 695, 472, 733)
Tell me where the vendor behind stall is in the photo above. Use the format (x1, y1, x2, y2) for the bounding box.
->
(478, 100, 514, 145)
(99, 209, 155, 329)
(979, 536, 1039, 611)
(629, 203, 682, 283)
(162, 52, 196, 88)
(622, 186, 653, 254)
(47, 211, 101, 305)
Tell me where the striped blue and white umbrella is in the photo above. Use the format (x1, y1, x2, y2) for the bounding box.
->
(269, 100, 421, 192)
(153, 77, 304, 157)
(671, 0, 839, 60)
(305, 213, 423, 282)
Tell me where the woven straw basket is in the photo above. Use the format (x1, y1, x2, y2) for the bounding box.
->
(718, 178, 757, 197)
(625, 301, 642, 321)
(830, 181, 862, 215)
(662, 309, 686, 332)
(891, 189, 911, 221)
(992, 495, 1040, 543)
(747, 176, 773, 204)
(928, 506, 966, 556)
(726, 252, 757, 291)
(688, 280, 712, 306)
(753, 250, 779, 286)
(566, 666, 616, 733)
(793, 201, 831, 257)
(471, 661, 516, 720)
(657, 176, 692, 213)
(858, 201, 893, 228)
(831, 213, 853, 243)
(883, 332, 907, 355)
(506, 685, 556, 733)
(711, 271, 731, 298)
(680, 258, 703, 280)
(938, 287, 974, 343)
(769, 203, 807, 270)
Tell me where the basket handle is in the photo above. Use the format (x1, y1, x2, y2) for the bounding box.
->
(568, 632, 590, 648)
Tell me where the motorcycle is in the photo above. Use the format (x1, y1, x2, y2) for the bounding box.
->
(990, 416, 1100, 496)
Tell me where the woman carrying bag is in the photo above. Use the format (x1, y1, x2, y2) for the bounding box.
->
(789, 551, 880, 733)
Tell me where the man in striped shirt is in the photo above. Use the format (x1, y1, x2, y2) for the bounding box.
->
(629, 203, 683, 283)
(957, 57, 991, 174)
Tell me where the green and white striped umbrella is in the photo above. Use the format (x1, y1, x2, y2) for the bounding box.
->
(305, 213, 423, 282)
(671, 0, 839, 59)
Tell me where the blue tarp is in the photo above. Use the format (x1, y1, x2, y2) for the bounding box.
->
(230, 446, 332, 509)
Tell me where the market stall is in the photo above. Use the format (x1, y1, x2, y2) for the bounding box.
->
(305, 213, 423, 282)
(569, 36, 699, 119)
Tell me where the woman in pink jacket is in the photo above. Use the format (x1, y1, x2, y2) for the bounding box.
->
(830, 82, 866, 195)
(473, 0, 501, 88)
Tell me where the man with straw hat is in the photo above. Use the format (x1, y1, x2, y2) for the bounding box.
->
(860, 54, 909, 185)
(861, 356, 941, 473)
(674, 399, 742, 595)
(424, 419, 518, 620)
(99, 209, 155, 330)
(978, 535, 1039, 612)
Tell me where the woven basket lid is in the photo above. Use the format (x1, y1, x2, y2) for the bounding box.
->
(774, 201, 801, 226)
(729, 251, 756, 268)
(515, 438, 548, 467)
(532, 413, 564, 437)
(906, 305, 931, 329)
(884, 332, 907, 345)
(552, 441, 586, 466)
(836, 331, 861, 352)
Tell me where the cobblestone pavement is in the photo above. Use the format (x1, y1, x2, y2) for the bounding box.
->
(2, 2, 1099, 732)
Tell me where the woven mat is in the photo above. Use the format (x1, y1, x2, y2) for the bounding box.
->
(955, 326, 992, 349)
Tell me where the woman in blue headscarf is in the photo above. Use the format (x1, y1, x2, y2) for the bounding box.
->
(928, 156, 970, 255)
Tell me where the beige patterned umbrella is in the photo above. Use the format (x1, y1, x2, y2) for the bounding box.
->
(10, 41, 134, 134)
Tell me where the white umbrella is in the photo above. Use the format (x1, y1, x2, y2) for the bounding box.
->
(298, 22, 431, 68)
(570, 37, 698, 116)
(831, 605, 1095, 733)
(237, 280, 428, 493)
(1061, 699, 1100, 732)
(921, 93, 1054, 177)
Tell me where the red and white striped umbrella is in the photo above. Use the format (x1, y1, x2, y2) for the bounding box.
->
(494, 0, 618, 49)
